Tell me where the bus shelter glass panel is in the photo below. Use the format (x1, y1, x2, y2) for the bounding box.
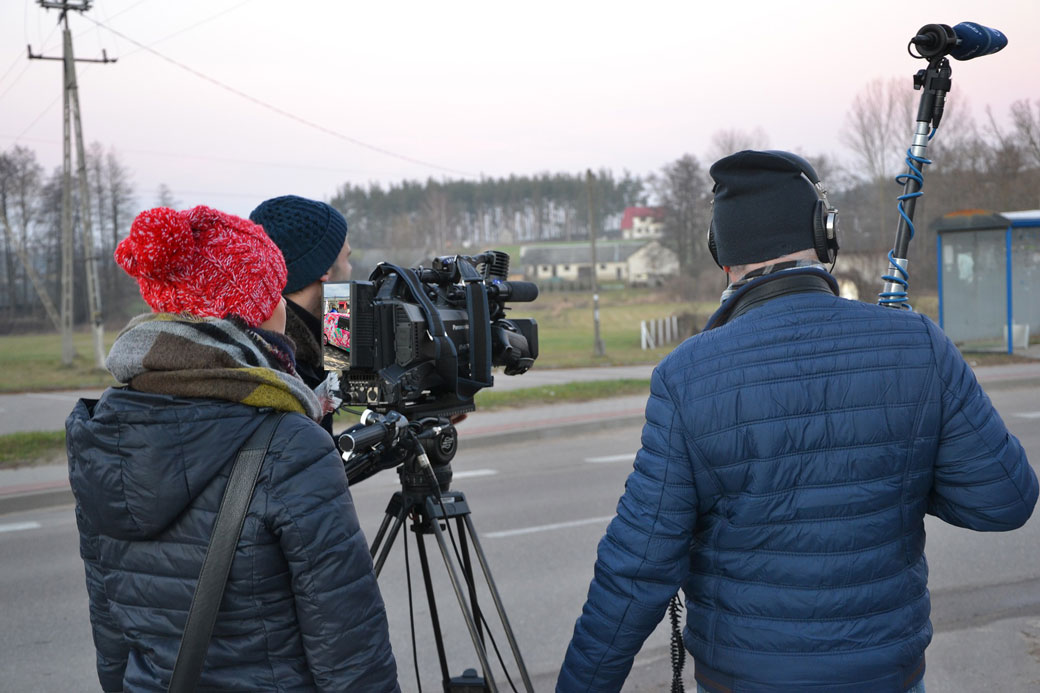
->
(1012, 228, 1039, 348)
(941, 230, 1007, 350)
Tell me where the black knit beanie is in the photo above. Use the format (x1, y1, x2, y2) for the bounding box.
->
(709, 150, 820, 266)
(249, 195, 348, 294)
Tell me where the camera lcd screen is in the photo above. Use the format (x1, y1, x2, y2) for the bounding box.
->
(321, 282, 352, 371)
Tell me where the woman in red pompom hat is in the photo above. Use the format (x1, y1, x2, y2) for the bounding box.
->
(66, 205, 400, 692)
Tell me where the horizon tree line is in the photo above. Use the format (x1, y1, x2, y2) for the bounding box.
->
(2, 89, 1038, 331)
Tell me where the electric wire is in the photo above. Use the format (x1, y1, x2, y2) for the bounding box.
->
(0, 52, 27, 89)
(0, 134, 404, 177)
(6, 1, 250, 139)
(878, 127, 938, 310)
(79, 15, 478, 178)
(0, 64, 34, 103)
(115, 0, 255, 58)
(0, 22, 58, 97)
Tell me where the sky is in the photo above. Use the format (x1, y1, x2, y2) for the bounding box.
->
(1, 0, 1037, 218)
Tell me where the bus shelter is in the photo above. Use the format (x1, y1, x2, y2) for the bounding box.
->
(935, 209, 1040, 353)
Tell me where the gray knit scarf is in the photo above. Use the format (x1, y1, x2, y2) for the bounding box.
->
(106, 313, 323, 421)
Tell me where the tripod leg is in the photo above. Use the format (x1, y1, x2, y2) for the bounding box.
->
(370, 512, 395, 560)
(456, 516, 484, 646)
(427, 499, 498, 693)
(414, 524, 452, 691)
(462, 514, 534, 693)
(372, 508, 407, 577)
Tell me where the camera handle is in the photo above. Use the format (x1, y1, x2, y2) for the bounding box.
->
(367, 437, 534, 693)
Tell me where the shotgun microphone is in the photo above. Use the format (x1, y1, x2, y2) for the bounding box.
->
(911, 22, 1007, 61)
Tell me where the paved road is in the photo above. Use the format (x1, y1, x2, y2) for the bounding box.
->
(0, 365, 658, 436)
(2, 387, 1038, 691)
(4, 362, 1039, 437)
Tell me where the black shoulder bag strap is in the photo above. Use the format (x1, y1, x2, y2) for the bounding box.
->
(167, 412, 286, 693)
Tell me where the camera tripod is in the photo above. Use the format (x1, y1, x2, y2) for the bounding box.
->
(365, 436, 534, 693)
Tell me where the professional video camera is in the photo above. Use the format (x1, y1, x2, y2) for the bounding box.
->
(322, 251, 540, 691)
(322, 249, 538, 483)
(323, 249, 538, 415)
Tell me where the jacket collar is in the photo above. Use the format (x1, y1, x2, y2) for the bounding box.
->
(705, 266, 838, 330)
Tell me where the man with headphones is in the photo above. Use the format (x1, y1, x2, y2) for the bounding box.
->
(557, 150, 1036, 693)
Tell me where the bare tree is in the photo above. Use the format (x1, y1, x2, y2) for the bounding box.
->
(420, 183, 451, 253)
(651, 154, 710, 281)
(0, 151, 14, 318)
(0, 147, 44, 318)
(983, 106, 1030, 210)
(844, 77, 915, 183)
(705, 127, 770, 164)
(102, 149, 136, 317)
(844, 77, 917, 247)
(1009, 99, 1040, 168)
(156, 183, 179, 209)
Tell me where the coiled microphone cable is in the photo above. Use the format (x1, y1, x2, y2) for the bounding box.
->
(669, 594, 686, 692)
(879, 128, 937, 310)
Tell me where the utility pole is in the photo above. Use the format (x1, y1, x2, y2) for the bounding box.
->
(29, 0, 115, 368)
(585, 169, 605, 357)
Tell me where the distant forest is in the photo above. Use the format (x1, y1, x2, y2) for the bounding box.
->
(2, 82, 1039, 331)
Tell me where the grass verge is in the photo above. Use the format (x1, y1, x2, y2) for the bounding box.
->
(0, 431, 67, 469)
(473, 378, 649, 410)
(332, 378, 652, 426)
(0, 331, 119, 393)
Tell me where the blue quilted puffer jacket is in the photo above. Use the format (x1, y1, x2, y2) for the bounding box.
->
(559, 285, 1036, 692)
(67, 389, 399, 692)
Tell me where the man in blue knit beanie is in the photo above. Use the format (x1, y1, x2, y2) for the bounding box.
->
(250, 195, 351, 434)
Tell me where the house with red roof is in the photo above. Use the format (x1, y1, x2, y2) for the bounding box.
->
(620, 206, 665, 240)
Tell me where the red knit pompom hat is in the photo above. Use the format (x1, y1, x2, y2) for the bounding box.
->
(115, 205, 287, 327)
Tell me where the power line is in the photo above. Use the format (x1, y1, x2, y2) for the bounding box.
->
(5, 1, 249, 140)
(0, 63, 34, 102)
(118, 0, 255, 57)
(0, 22, 58, 92)
(0, 52, 26, 87)
(81, 15, 478, 178)
(0, 132, 413, 177)
(100, 0, 154, 23)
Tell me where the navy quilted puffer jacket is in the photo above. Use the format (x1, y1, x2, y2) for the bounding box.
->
(558, 285, 1036, 692)
(67, 389, 399, 692)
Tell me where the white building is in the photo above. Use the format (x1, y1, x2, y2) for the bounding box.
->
(620, 207, 665, 240)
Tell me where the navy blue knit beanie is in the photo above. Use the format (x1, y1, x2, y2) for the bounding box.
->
(709, 150, 820, 266)
(249, 195, 348, 294)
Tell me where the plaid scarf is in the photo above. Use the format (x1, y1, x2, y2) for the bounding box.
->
(106, 313, 323, 421)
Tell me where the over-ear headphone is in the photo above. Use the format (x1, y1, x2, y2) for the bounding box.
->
(708, 151, 839, 268)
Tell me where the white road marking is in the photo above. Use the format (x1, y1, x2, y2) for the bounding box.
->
(0, 521, 42, 534)
(1013, 411, 1040, 419)
(585, 453, 635, 464)
(485, 515, 614, 539)
(453, 469, 498, 479)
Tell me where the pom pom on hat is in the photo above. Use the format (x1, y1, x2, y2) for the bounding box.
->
(114, 207, 194, 280)
(115, 205, 287, 327)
